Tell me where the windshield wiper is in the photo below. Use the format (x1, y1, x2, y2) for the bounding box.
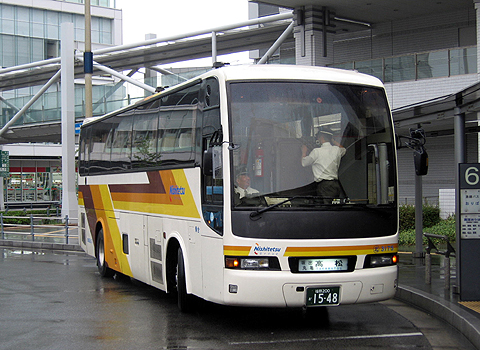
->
(250, 196, 298, 219)
(249, 196, 326, 219)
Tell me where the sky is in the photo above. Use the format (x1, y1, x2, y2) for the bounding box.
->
(116, 0, 250, 45)
(113, 0, 252, 92)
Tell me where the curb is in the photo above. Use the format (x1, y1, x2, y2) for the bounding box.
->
(396, 285, 480, 349)
(0, 239, 82, 252)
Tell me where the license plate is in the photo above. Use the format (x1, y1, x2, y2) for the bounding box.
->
(306, 287, 340, 306)
(298, 258, 348, 272)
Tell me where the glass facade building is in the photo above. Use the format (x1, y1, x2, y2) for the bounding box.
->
(0, 0, 122, 205)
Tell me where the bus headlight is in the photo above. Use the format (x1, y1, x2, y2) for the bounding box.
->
(364, 254, 398, 268)
(225, 256, 280, 270)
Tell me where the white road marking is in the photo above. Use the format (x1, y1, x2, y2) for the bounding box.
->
(229, 332, 424, 345)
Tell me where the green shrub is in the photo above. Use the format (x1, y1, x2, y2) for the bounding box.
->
(423, 205, 441, 228)
(0, 209, 58, 225)
(399, 204, 440, 231)
(399, 216, 455, 246)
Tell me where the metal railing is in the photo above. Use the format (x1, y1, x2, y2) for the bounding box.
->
(424, 232, 456, 290)
(0, 212, 78, 245)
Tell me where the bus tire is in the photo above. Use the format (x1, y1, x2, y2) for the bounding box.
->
(96, 228, 114, 278)
(177, 247, 194, 312)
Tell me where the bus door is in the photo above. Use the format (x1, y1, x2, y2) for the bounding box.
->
(200, 77, 225, 302)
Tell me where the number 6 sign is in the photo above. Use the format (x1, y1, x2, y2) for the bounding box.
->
(460, 164, 480, 189)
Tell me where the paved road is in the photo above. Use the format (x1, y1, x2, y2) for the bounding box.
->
(0, 247, 476, 350)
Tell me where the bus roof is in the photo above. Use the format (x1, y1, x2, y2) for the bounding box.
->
(210, 64, 384, 88)
(82, 64, 384, 127)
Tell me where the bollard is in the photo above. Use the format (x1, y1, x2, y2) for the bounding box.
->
(423, 232, 456, 291)
(424, 234, 436, 285)
(443, 239, 455, 291)
(65, 215, 69, 245)
(444, 256, 450, 290)
(425, 251, 431, 284)
(30, 213, 34, 241)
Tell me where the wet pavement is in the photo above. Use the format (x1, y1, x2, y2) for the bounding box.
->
(396, 252, 480, 349)
(0, 231, 480, 349)
(0, 247, 476, 350)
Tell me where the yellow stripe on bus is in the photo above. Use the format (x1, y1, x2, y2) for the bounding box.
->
(95, 184, 133, 277)
(110, 169, 200, 219)
(78, 191, 84, 206)
(223, 244, 398, 257)
(224, 245, 251, 256)
(284, 244, 398, 257)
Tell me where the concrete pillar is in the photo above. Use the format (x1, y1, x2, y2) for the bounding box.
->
(475, 1, 480, 161)
(294, 6, 336, 66)
(61, 22, 77, 222)
(475, 1, 480, 77)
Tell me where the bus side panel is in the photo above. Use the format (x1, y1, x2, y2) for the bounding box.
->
(79, 183, 133, 277)
(200, 235, 224, 303)
(78, 206, 95, 257)
(119, 212, 149, 284)
(186, 220, 203, 297)
(147, 215, 165, 290)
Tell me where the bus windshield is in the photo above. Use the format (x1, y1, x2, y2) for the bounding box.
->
(230, 81, 396, 210)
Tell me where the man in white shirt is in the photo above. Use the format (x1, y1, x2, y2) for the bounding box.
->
(301, 127, 346, 202)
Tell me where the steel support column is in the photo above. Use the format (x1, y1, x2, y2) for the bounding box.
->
(92, 61, 156, 94)
(414, 174, 423, 257)
(258, 22, 295, 64)
(61, 22, 77, 222)
(0, 70, 61, 138)
(455, 106, 465, 295)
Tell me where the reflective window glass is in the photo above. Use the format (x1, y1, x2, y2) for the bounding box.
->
(384, 55, 415, 82)
(355, 59, 383, 81)
(417, 50, 448, 79)
(450, 47, 477, 75)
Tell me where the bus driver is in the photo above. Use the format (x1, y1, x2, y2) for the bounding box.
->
(235, 171, 259, 199)
(301, 127, 346, 202)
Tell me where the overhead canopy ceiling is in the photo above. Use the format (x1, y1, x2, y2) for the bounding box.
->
(254, 0, 474, 24)
(0, 16, 293, 144)
(1, 2, 478, 144)
(393, 81, 480, 137)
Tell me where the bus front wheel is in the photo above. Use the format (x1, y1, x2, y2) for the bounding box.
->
(176, 247, 194, 312)
(96, 228, 114, 278)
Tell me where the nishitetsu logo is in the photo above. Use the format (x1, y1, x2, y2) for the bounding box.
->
(253, 243, 282, 255)
(169, 185, 186, 195)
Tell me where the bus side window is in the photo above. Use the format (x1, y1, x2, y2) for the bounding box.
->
(110, 113, 133, 172)
(79, 127, 91, 175)
(89, 119, 111, 174)
(132, 103, 159, 169)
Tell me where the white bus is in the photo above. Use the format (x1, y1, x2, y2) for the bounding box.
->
(78, 64, 398, 312)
